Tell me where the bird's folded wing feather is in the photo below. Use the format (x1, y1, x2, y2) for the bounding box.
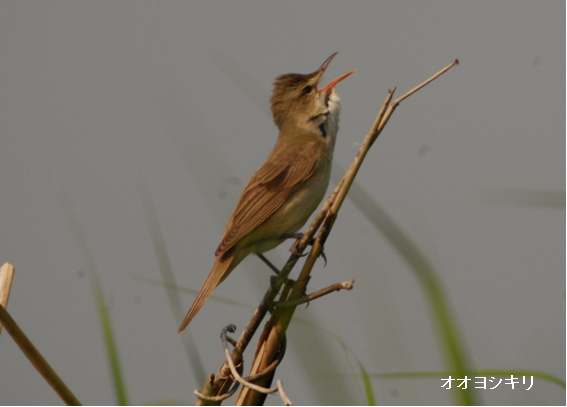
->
(215, 139, 323, 256)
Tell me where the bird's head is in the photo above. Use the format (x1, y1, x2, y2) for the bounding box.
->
(270, 52, 354, 137)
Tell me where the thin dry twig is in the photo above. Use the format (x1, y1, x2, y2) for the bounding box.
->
(274, 280, 354, 308)
(276, 380, 292, 406)
(195, 385, 239, 403)
(219, 325, 291, 404)
(393, 59, 459, 106)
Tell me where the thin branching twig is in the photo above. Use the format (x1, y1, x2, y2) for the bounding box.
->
(274, 280, 354, 308)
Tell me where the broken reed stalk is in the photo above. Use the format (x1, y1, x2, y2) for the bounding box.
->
(0, 262, 82, 405)
(0, 262, 15, 335)
(0, 304, 82, 406)
(195, 60, 459, 406)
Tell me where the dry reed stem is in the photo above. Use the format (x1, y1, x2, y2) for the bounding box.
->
(0, 304, 82, 405)
(0, 262, 15, 335)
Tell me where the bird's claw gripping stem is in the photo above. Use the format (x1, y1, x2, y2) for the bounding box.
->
(284, 233, 327, 267)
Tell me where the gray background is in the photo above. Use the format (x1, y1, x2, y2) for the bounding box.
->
(0, 1, 564, 405)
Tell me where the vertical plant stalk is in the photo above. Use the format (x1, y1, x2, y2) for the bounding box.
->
(138, 183, 207, 385)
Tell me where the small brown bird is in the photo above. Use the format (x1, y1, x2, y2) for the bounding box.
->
(178, 53, 354, 333)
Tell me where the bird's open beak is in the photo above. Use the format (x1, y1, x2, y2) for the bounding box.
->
(319, 70, 355, 98)
(316, 52, 355, 98)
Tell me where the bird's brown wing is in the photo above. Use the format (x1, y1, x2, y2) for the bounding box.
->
(215, 138, 324, 256)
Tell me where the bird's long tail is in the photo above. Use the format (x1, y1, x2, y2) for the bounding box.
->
(178, 253, 234, 333)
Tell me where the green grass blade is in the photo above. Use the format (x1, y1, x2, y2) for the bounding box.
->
(358, 360, 376, 406)
(137, 183, 207, 385)
(338, 172, 476, 405)
(90, 267, 129, 405)
(59, 192, 129, 405)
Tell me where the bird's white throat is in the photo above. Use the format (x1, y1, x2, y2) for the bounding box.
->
(321, 91, 341, 157)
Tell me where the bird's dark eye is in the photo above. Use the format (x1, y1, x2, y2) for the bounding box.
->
(302, 85, 312, 95)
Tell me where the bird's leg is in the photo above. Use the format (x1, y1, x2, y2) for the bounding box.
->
(283, 233, 327, 266)
(257, 253, 281, 276)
